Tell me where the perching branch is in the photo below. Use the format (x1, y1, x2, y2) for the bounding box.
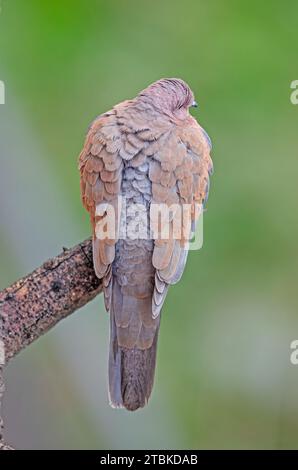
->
(0, 238, 102, 362)
(0, 238, 102, 449)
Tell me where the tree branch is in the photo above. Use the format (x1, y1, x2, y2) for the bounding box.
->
(0, 238, 102, 449)
(0, 238, 102, 362)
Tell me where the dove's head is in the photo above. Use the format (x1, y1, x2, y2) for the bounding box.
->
(138, 78, 197, 120)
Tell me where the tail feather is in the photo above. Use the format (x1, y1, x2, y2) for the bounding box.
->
(108, 309, 123, 408)
(120, 332, 159, 411)
(108, 282, 160, 411)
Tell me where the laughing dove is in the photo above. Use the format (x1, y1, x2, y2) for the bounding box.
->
(79, 78, 213, 411)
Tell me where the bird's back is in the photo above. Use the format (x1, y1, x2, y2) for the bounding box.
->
(108, 102, 166, 410)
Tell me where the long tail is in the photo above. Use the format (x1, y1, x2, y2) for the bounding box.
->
(108, 278, 160, 411)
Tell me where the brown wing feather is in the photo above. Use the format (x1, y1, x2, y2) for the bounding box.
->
(149, 117, 213, 317)
(79, 110, 123, 294)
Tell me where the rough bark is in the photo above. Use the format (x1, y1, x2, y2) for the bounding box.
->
(0, 238, 102, 449)
(0, 238, 102, 362)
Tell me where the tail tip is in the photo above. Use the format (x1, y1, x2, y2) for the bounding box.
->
(108, 385, 146, 411)
(122, 383, 147, 411)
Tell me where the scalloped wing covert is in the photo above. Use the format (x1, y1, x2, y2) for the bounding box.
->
(149, 117, 213, 317)
(79, 109, 124, 309)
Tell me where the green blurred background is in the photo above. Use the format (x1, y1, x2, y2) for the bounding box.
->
(1, 0, 298, 449)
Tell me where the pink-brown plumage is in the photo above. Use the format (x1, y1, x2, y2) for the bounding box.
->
(79, 78, 213, 411)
